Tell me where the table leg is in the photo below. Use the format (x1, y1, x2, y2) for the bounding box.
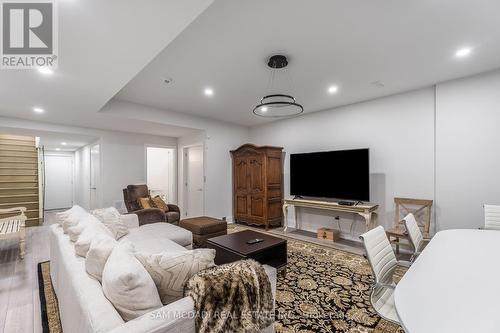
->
(19, 228, 25, 260)
(282, 204, 289, 233)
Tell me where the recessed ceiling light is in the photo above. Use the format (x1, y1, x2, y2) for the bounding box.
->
(55, 148, 61, 151)
(455, 47, 472, 58)
(204, 88, 214, 96)
(328, 85, 339, 94)
(261, 106, 268, 112)
(38, 67, 53, 75)
(33, 107, 44, 113)
(61, 142, 67, 145)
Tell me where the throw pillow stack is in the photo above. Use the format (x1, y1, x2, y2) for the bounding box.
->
(137, 195, 170, 213)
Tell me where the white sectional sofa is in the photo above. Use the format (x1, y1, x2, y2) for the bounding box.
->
(49, 210, 277, 333)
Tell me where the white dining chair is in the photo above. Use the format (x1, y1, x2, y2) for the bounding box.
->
(360, 226, 410, 325)
(484, 205, 500, 230)
(403, 213, 430, 262)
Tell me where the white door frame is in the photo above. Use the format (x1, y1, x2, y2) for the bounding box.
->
(44, 152, 74, 210)
(182, 143, 205, 217)
(144, 144, 178, 204)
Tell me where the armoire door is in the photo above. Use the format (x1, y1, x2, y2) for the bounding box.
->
(234, 156, 249, 217)
(248, 154, 265, 220)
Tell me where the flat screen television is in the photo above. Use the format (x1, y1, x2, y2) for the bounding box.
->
(290, 148, 369, 201)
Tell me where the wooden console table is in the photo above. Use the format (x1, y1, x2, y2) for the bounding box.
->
(282, 198, 379, 233)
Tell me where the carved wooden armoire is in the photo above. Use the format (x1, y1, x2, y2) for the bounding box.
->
(231, 144, 284, 229)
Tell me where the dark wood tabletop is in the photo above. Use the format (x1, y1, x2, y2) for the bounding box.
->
(207, 230, 286, 255)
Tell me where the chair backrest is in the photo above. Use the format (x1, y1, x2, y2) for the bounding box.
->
(403, 213, 424, 252)
(122, 184, 149, 213)
(394, 197, 433, 236)
(360, 226, 397, 285)
(484, 205, 500, 230)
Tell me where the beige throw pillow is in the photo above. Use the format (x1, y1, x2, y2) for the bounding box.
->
(92, 207, 129, 240)
(85, 234, 117, 282)
(135, 249, 216, 304)
(102, 242, 162, 321)
(151, 196, 169, 213)
(75, 219, 113, 257)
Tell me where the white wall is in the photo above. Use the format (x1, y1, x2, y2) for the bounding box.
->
(436, 70, 500, 230)
(249, 88, 436, 238)
(106, 100, 250, 220)
(74, 145, 91, 210)
(75, 132, 178, 210)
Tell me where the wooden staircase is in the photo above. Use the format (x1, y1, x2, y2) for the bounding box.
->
(0, 135, 41, 226)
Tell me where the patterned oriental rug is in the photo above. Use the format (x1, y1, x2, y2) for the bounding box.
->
(37, 225, 404, 333)
(228, 225, 404, 333)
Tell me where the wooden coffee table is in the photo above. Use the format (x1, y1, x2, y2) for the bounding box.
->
(206, 230, 287, 272)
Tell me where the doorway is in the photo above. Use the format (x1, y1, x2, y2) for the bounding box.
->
(146, 146, 176, 202)
(183, 145, 204, 217)
(45, 154, 73, 210)
(89, 144, 101, 210)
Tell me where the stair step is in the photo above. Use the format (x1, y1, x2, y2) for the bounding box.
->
(0, 139, 36, 147)
(0, 202, 39, 210)
(0, 134, 35, 142)
(0, 166, 38, 170)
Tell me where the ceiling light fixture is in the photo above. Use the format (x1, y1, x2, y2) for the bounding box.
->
(328, 85, 339, 94)
(253, 55, 303, 118)
(38, 67, 53, 75)
(55, 148, 61, 151)
(61, 142, 67, 145)
(455, 47, 472, 58)
(33, 107, 44, 113)
(204, 88, 214, 96)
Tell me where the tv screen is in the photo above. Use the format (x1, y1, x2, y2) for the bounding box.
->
(290, 148, 369, 201)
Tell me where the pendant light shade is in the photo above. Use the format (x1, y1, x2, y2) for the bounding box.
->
(253, 55, 303, 118)
(253, 94, 303, 117)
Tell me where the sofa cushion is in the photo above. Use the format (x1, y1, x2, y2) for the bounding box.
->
(85, 234, 117, 282)
(92, 207, 129, 240)
(123, 225, 190, 253)
(136, 249, 216, 304)
(102, 241, 162, 321)
(179, 216, 227, 235)
(125, 223, 192, 249)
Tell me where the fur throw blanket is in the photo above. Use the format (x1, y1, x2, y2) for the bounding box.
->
(184, 259, 274, 333)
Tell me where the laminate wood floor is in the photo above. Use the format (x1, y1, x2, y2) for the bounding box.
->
(0, 212, 55, 333)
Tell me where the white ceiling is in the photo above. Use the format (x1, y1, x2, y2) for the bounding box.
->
(0, 0, 213, 136)
(116, 0, 500, 126)
(38, 132, 98, 152)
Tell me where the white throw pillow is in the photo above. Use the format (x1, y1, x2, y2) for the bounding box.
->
(56, 205, 83, 225)
(62, 210, 86, 234)
(102, 242, 162, 321)
(67, 222, 86, 242)
(136, 249, 216, 304)
(85, 234, 117, 282)
(92, 207, 129, 240)
(75, 218, 113, 257)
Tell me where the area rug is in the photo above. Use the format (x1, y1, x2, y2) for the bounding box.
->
(37, 261, 62, 333)
(228, 224, 404, 333)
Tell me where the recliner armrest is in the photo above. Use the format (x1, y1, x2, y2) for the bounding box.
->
(166, 204, 180, 213)
(135, 208, 166, 226)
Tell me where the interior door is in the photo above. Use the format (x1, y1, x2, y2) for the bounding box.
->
(185, 145, 204, 217)
(45, 155, 73, 210)
(90, 144, 101, 210)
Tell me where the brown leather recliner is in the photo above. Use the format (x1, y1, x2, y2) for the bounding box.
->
(122, 184, 181, 225)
